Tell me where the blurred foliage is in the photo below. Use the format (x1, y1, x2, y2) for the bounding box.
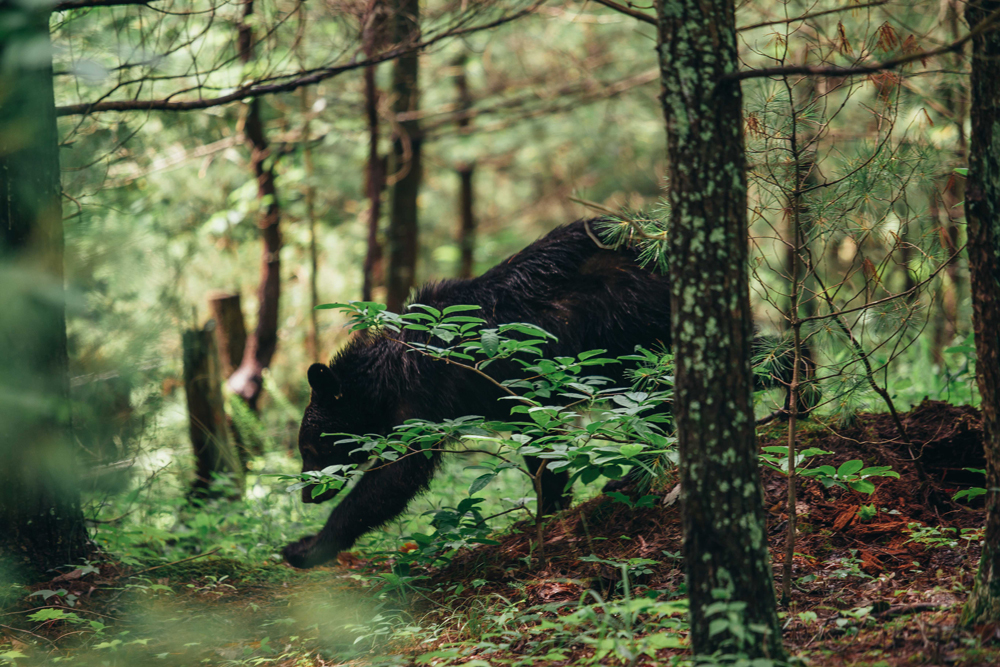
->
(0, 0, 986, 662)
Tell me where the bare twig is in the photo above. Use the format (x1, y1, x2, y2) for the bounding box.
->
(125, 547, 221, 578)
(593, 0, 889, 33)
(591, 0, 655, 25)
(738, 1, 888, 32)
(56, 2, 545, 117)
(727, 7, 1000, 81)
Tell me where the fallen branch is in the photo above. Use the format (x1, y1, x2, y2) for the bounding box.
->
(125, 547, 222, 578)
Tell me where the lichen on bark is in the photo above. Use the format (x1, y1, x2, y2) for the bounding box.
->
(656, 0, 785, 658)
(961, 0, 1000, 628)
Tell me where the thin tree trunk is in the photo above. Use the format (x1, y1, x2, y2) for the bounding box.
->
(932, 0, 968, 363)
(961, 0, 1000, 626)
(0, 0, 89, 578)
(385, 0, 421, 313)
(362, 63, 385, 301)
(300, 87, 321, 362)
(183, 324, 244, 497)
(454, 54, 476, 279)
(228, 0, 283, 410)
(457, 165, 475, 279)
(657, 0, 785, 658)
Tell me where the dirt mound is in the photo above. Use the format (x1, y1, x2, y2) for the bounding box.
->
(432, 400, 985, 607)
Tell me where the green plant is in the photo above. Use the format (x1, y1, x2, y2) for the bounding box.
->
(953, 467, 988, 503)
(800, 460, 898, 495)
(274, 302, 677, 566)
(856, 505, 878, 522)
(906, 523, 985, 549)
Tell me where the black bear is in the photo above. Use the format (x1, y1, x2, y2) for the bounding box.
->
(282, 219, 679, 568)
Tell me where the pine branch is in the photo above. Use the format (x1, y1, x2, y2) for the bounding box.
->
(738, 1, 887, 32)
(728, 6, 1000, 81)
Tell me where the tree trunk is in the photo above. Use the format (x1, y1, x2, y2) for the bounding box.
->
(183, 324, 244, 497)
(385, 0, 421, 313)
(362, 63, 385, 302)
(0, 0, 89, 579)
(657, 0, 785, 658)
(454, 54, 476, 279)
(207, 292, 247, 378)
(960, 0, 1000, 627)
(457, 165, 475, 279)
(228, 0, 283, 410)
(299, 87, 321, 362)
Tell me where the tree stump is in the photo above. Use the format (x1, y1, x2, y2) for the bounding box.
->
(183, 322, 243, 498)
(207, 292, 247, 379)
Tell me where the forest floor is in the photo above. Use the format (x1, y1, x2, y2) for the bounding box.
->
(2, 400, 997, 666)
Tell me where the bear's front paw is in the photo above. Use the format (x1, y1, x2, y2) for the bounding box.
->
(282, 535, 337, 569)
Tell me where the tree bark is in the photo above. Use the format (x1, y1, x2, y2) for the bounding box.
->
(0, 0, 89, 579)
(961, 0, 1000, 627)
(228, 0, 283, 410)
(457, 165, 475, 279)
(207, 292, 247, 378)
(183, 324, 244, 497)
(299, 87, 322, 362)
(454, 54, 476, 279)
(657, 0, 785, 658)
(362, 64, 385, 302)
(385, 0, 421, 313)
(932, 0, 968, 364)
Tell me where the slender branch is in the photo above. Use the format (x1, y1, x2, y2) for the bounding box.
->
(810, 269, 913, 447)
(55, 1, 545, 117)
(727, 6, 1000, 81)
(386, 336, 536, 404)
(125, 547, 221, 578)
(593, 0, 889, 33)
(591, 0, 655, 25)
(364, 445, 526, 475)
(738, 1, 887, 32)
(799, 243, 965, 324)
(54, 0, 154, 9)
(756, 408, 789, 426)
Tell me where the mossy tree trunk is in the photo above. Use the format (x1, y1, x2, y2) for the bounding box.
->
(961, 0, 1000, 627)
(656, 0, 785, 658)
(385, 0, 421, 313)
(183, 324, 244, 498)
(0, 0, 89, 579)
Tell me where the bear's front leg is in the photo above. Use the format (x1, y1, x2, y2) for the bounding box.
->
(283, 451, 438, 568)
(282, 534, 341, 569)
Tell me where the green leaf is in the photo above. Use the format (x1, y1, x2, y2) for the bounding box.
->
(469, 473, 495, 495)
(837, 460, 864, 478)
(619, 444, 643, 458)
(481, 329, 500, 357)
(410, 304, 442, 318)
(443, 304, 483, 315)
(858, 466, 899, 479)
(849, 479, 876, 495)
(954, 167, 968, 176)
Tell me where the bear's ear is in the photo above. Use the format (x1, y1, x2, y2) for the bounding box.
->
(307, 363, 341, 398)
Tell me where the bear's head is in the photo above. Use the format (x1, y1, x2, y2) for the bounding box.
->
(297, 362, 381, 504)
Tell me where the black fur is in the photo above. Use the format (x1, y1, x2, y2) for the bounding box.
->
(283, 219, 673, 568)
